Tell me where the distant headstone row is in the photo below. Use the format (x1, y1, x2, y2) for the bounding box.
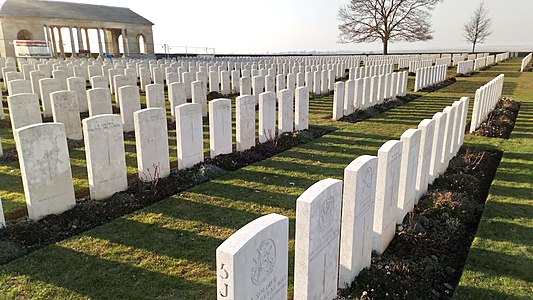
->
(469, 74, 505, 133)
(216, 96, 470, 299)
(520, 53, 532, 72)
(414, 64, 448, 91)
(332, 71, 408, 120)
(408, 60, 433, 73)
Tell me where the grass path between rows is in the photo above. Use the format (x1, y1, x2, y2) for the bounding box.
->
(0, 59, 529, 299)
(454, 67, 533, 300)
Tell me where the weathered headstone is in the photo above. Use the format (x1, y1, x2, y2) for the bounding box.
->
(50, 90, 83, 140)
(14, 123, 76, 220)
(83, 114, 128, 200)
(168, 82, 186, 117)
(39, 78, 61, 117)
(8, 79, 33, 96)
(134, 108, 171, 181)
(209, 99, 233, 158)
(175, 103, 204, 169)
(87, 88, 113, 116)
(7, 93, 42, 132)
(216, 213, 288, 300)
(294, 178, 343, 300)
(192, 80, 208, 117)
(67, 77, 89, 113)
(373, 140, 402, 254)
(338, 155, 377, 287)
(259, 92, 276, 143)
(145, 84, 165, 110)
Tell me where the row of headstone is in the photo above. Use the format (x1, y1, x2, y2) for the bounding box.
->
(457, 60, 475, 75)
(435, 57, 452, 67)
(414, 64, 448, 92)
(215, 95, 470, 298)
(474, 57, 488, 71)
(495, 52, 510, 63)
(408, 60, 433, 73)
(332, 71, 408, 120)
(9, 82, 311, 220)
(469, 74, 505, 133)
(520, 53, 532, 72)
(348, 64, 394, 80)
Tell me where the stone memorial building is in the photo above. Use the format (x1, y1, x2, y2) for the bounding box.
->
(0, 0, 155, 58)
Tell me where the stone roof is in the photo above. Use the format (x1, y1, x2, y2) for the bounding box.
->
(0, 0, 154, 25)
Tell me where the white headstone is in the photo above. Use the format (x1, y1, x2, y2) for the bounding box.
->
(87, 88, 113, 117)
(118, 85, 142, 132)
(415, 119, 435, 201)
(83, 114, 128, 200)
(333, 81, 345, 120)
(175, 103, 204, 170)
(50, 90, 83, 140)
(295, 86, 309, 131)
(0, 196, 5, 228)
(168, 82, 186, 117)
(294, 178, 343, 300)
(338, 155, 377, 287)
(396, 129, 422, 223)
(134, 108, 171, 181)
(146, 84, 166, 109)
(14, 123, 76, 220)
(429, 112, 447, 183)
(236, 95, 256, 151)
(209, 99, 233, 158)
(216, 213, 288, 300)
(240, 76, 251, 95)
(277, 89, 294, 134)
(7, 93, 42, 132)
(8, 79, 33, 96)
(373, 140, 402, 254)
(257, 92, 276, 143)
(192, 80, 208, 117)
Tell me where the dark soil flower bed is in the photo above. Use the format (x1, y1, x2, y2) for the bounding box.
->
(472, 98, 521, 139)
(339, 94, 421, 124)
(0, 126, 331, 265)
(339, 146, 503, 300)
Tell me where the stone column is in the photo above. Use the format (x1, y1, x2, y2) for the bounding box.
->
(97, 27, 103, 56)
(57, 27, 66, 58)
(50, 27, 57, 57)
(69, 26, 76, 57)
(85, 28, 91, 54)
(103, 28, 109, 55)
(44, 25, 55, 57)
(121, 28, 130, 57)
(76, 27, 83, 51)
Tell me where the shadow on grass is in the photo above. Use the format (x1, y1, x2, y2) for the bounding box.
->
(0, 244, 213, 299)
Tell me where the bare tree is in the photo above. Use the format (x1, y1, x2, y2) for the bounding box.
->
(463, 2, 492, 53)
(337, 0, 443, 55)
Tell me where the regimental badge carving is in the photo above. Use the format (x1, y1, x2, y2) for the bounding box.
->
(319, 196, 335, 230)
(251, 239, 276, 285)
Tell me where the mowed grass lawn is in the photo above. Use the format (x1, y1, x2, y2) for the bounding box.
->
(0, 59, 530, 299)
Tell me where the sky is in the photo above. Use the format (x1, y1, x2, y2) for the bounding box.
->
(30, 0, 533, 54)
